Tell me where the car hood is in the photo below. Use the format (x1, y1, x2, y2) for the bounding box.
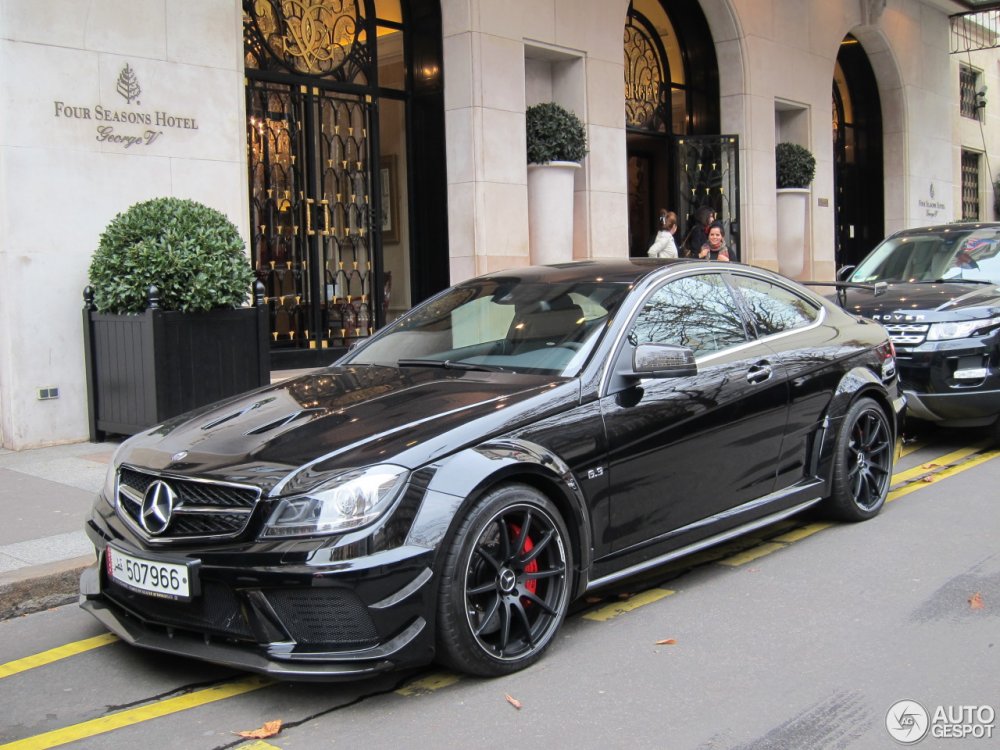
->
(838, 282, 1000, 322)
(115, 365, 575, 495)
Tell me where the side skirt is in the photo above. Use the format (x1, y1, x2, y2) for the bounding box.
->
(585, 494, 823, 592)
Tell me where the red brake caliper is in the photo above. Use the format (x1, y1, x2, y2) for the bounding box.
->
(510, 524, 538, 597)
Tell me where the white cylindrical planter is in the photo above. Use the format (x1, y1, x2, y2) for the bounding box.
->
(776, 188, 810, 278)
(527, 161, 580, 265)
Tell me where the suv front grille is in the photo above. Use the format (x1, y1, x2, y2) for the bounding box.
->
(116, 466, 261, 542)
(884, 323, 929, 347)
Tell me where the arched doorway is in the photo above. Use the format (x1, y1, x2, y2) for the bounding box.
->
(833, 35, 884, 269)
(624, 0, 720, 258)
(243, 0, 447, 369)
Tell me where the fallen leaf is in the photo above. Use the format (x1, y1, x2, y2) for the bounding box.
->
(236, 719, 282, 739)
(923, 463, 941, 470)
(920, 476, 934, 483)
(505, 694, 523, 710)
(655, 638, 677, 645)
(584, 596, 603, 604)
(969, 592, 985, 610)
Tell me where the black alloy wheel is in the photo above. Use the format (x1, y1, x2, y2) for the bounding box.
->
(436, 484, 572, 676)
(828, 397, 893, 521)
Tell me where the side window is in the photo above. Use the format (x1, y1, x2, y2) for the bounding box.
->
(631, 274, 748, 357)
(732, 276, 819, 336)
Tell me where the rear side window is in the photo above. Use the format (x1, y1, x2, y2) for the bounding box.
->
(631, 273, 748, 357)
(731, 275, 819, 336)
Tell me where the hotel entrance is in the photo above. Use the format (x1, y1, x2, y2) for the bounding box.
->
(243, 0, 447, 369)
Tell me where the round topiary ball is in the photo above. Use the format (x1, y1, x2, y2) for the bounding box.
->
(89, 197, 255, 314)
(775, 142, 816, 189)
(526, 102, 588, 165)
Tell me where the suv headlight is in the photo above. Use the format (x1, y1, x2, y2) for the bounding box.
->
(926, 316, 1000, 341)
(261, 465, 408, 538)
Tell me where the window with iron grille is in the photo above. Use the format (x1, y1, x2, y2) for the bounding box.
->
(961, 149, 981, 220)
(960, 65, 983, 120)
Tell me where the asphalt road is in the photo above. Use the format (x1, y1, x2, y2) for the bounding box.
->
(1, 424, 998, 750)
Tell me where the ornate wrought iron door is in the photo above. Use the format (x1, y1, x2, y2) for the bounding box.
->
(244, 0, 381, 360)
(675, 135, 740, 260)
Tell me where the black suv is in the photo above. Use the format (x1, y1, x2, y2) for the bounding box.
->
(839, 222, 1000, 434)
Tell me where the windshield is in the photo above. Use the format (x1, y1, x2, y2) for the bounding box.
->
(345, 278, 630, 376)
(850, 228, 1000, 284)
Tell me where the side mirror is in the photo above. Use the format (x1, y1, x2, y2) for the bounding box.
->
(632, 343, 697, 378)
(836, 265, 855, 281)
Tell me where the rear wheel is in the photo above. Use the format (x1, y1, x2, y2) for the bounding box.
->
(436, 484, 572, 676)
(827, 397, 893, 521)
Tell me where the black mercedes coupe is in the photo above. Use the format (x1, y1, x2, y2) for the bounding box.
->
(80, 259, 903, 680)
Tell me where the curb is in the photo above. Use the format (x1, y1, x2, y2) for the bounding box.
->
(0, 555, 94, 621)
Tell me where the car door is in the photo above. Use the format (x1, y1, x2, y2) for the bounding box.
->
(727, 272, 833, 492)
(600, 271, 790, 554)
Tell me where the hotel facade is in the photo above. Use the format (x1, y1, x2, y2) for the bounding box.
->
(1, 0, 998, 448)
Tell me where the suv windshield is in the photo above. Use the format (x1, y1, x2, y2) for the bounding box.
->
(345, 278, 630, 376)
(850, 227, 1000, 284)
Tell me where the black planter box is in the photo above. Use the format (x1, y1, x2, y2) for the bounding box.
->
(83, 299, 269, 441)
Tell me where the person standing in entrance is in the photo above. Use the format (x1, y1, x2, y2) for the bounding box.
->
(647, 209, 679, 259)
(686, 206, 716, 258)
(698, 224, 731, 261)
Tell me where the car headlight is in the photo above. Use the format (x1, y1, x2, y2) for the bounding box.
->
(926, 316, 1000, 341)
(261, 465, 408, 538)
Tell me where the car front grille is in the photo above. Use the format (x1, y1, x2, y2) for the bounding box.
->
(116, 466, 261, 542)
(884, 322, 929, 347)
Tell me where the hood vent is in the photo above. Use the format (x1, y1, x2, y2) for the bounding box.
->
(243, 408, 327, 436)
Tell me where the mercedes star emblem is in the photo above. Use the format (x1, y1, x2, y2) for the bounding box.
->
(140, 480, 176, 535)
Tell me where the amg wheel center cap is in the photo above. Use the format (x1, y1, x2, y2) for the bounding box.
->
(140, 480, 176, 535)
(857, 452, 868, 469)
(498, 568, 517, 593)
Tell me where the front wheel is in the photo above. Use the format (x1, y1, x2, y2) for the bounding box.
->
(436, 484, 572, 677)
(826, 397, 893, 522)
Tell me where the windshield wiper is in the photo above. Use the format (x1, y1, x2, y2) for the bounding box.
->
(930, 278, 996, 284)
(397, 358, 509, 372)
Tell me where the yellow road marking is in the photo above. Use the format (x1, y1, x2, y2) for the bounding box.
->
(771, 523, 832, 544)
(0, 634, 118, 680)
(582, 588, 674, 621)
(0, 675, 275, 750)
(395, 672, 461, 696)
(718, 542, 786, 567)
(237, 743, 282, 750)
(888, 449, 1000, 503)
(899, 440, 926, 458)
(890, 443, 988, 485)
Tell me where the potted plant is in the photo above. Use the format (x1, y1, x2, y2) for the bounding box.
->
(526, 102, 588, 264)
(775, 142, 816, 278)
(83, 197, 269, 440)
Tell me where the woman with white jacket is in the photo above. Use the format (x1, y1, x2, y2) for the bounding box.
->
(647, 209, 679, 259)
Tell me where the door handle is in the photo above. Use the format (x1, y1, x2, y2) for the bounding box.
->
(746, 363, 773, 384)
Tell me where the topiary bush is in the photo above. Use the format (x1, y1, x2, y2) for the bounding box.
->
(526, 102, 588, 165)
(89, 197, 255, 314)
(775, 142, 816, 188)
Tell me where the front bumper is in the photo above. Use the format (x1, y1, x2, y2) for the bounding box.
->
(893, 333, 1000, 426)
(80, 517, 439, 681)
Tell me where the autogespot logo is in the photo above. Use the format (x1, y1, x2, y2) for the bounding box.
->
(886, 700, 930, 744)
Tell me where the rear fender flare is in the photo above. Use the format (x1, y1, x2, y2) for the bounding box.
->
(811, 366, 897, 481)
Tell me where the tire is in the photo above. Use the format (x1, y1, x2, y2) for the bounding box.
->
(826, 397, 893, 522)
(436, 484, 573, 677)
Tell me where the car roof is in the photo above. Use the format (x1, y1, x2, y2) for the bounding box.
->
(477, 258, 720, 285)
(889, 221, 1000, 239)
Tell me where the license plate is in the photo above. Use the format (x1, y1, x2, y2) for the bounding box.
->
(106, 545, 193, 600)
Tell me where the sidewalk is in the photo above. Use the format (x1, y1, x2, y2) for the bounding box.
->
(0, 368, 315, 620)
(0, 440, 114, 619)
